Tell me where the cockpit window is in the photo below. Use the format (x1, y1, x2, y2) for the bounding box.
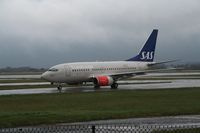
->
(48, 68, 58, 72)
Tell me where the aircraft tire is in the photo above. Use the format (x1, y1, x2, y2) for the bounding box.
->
(111, 83, 118, 89)
(94, 84, 100, 89)
(57, 85, 62, 92)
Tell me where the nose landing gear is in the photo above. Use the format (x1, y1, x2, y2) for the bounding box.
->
(57, 84, 62, 92)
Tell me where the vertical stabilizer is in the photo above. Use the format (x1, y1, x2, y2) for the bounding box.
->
(126, 29, 158, 62)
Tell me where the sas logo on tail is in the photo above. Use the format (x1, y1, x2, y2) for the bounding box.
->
(140, 51, 154, 60)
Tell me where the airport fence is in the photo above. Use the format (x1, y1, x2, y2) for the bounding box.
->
(0, 123, 200, 133)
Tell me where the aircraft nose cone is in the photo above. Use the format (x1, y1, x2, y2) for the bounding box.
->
(41, 72, 48, 80)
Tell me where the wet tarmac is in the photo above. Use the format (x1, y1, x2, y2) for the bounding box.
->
(0, 72, 199, 95)
(0, 79, 199, 95)
(71, 115, 200, 125)
(121, 79, 200, 90)
(0, 80, 169, 86)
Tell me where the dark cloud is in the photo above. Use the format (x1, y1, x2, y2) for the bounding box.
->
(0, 0, 199, 67)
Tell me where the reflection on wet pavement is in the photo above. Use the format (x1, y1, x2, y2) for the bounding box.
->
(0, 79, 199, 95)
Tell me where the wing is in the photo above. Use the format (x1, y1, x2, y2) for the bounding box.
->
(114, 68, 178, 80)
(89, 60, 180, 80)
(147, 60, 180, 67)
(90, 68, 178, 80)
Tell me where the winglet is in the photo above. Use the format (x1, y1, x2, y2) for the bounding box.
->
(126, 29, 158, 62)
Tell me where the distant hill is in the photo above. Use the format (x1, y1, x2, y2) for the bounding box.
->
(0, 67, 47, 74)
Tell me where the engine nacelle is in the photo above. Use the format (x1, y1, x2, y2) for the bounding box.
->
(94, 76, 114, 86)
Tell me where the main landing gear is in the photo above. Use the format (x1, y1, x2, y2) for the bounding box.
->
(93, 83, 118, 89)
(111, 83, 118, 89)
(94, 84, 100, 89)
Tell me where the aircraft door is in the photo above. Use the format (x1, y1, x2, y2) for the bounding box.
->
(65, 65, 71, 77)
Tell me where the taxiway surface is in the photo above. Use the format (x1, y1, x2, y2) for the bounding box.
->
(0, 79, 199, 95)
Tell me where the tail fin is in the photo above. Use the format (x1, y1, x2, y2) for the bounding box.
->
(126, 29, 158, 62)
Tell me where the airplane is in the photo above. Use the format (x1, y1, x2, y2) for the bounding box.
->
(41, 29, 174, 91)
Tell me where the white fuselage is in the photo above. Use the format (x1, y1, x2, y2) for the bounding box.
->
(41, 61, 150, 84)
(41, 29, 159, 89)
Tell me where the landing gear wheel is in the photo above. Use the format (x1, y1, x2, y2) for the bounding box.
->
(57, 85, 62, 92)
(111, 83, 118, 89)
(94, 84, 100, 89)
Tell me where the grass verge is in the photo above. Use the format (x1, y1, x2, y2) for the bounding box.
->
(0, 88, 200, 128)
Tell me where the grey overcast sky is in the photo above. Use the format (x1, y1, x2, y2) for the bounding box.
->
(0, 0, 200, 68)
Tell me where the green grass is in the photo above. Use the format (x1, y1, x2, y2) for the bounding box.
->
(0, 88, 200, 128)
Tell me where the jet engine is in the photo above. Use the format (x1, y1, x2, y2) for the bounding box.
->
(94, 76, 114, 86)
